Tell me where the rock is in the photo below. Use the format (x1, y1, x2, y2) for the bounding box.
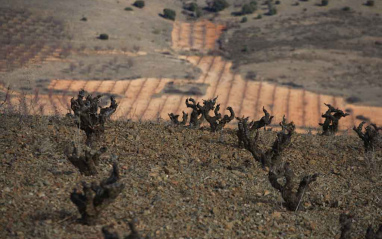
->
(225, 221, 234, 230)
(212, 207, 220, 215)
(271, 211, 282, 220)
(263, 190, 271, 196)
(308, 160, 317, 165)
(143, 210, 151, 215)
(306, 221, 317, 230)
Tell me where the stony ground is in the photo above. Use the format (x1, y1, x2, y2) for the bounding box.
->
(0, 113, 381, 239)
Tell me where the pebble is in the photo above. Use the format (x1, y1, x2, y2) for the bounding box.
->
(271, 211, 282, 220)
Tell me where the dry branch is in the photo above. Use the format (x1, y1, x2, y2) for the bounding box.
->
(268, 162, 318, 211)
(236, 115, 295, 168)
(168, 111, 188, 125)
(65, 142, 107, 176)
(353, 122, 381, 152)
(70, 89, 118, 146)
(70, 163, 124, 225)
(319, 103, 349, 136)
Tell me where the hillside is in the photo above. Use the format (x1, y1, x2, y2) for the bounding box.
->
(0, 0, 382, 238)
(0, 113, 381, 238)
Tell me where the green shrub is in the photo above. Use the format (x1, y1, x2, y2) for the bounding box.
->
(124, 7, 133, 11)
(241, 16, 248, 23)
(184, 2, 202, 18)
(256, 14, 262, 19)
(99, 34, 109, 40)
(185, 2, 198, 12)
(275, 0, 281, 4)
(163, 8, 176, 21)
(241, 3, 257, 15)
(268, 7, 277, 15)
(208, 0, 229, 12)
(342, 6, 351, 11)
(365, 0, 374, 6)
(267, 0, 277, 15)
(133, 0, 145, 8)
(321, 0, 328, 6)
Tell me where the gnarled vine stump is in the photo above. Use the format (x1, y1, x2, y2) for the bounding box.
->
(268, 162, 318, 211)
(319, 103, 349, 136)
(168, 111, 188, 125)
(185, 98, 204, 128)
(65, 142, 107, 176)
(353, 122, 381, 152)
(237, 115, 295, 168)
(70, 89, 118, 146)
(70, 163, 124, 225)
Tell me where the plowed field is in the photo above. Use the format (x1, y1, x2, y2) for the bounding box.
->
(1, 20, 381, 132)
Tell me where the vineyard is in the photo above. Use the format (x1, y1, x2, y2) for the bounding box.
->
(0, 1, 381, 238)
(1, 20, 381, 132)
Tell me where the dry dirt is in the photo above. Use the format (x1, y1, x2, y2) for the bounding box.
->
(0, 114, 381, 238)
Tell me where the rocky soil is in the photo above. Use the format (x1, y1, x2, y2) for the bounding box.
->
(0, 113, 381, 238)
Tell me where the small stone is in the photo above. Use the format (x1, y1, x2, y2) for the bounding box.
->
(354, 184, 361, 191)
(308, 221, 317, 230)
(324, 194, 331, 201)
(263, 190, 271, 196)
(225, 221, 234, 230)
(271, 211, 282, 220)
(143, 210, 151, 215)
(212, 207, 219, 215)
(308, 160, 317, 165)
(37, 192, 46, 198)
(4, 187, 11, 192)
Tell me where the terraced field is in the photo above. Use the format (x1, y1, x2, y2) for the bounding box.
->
(1, 20, 381, 132)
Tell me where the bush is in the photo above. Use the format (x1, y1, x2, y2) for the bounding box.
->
(184, 2, 198, 12)
(184, 2, 202, 18)
(365, 0, 374, 6)
(99, 34, 109, 40)
(241, 2, 257, 15)
(124, 7, 133, 11)
(133, 0, 145, 8)
(241, 16, 248, 23)
(256, 14, 262, 19)
(275, 0, 281, 4)
(208, 0, 229, 12)
(163, 8, 176, 21)
(342, 6, 351, 11)
(268, 7, 277, 15)
(321, 0, 328, 6)
(267, 0, 277, 15)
